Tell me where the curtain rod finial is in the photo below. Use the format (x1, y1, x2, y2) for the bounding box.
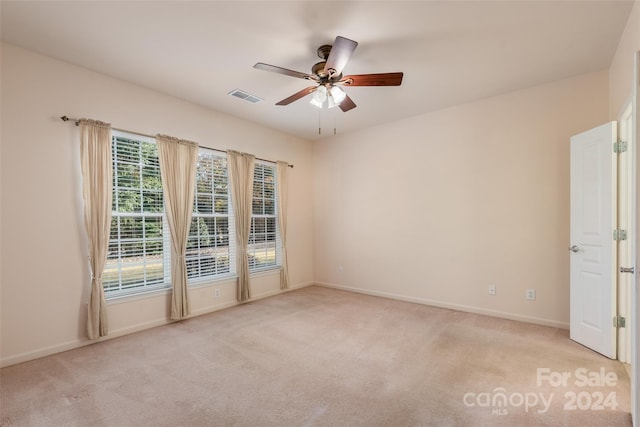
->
(61, 115, 80, 126)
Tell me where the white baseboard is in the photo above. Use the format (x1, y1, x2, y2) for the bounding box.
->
(0, 338, 95, 369)
(0, 281, 314, 368)
(314, 281, 570, 330)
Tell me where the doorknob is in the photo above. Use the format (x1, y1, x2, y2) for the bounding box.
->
(568, 245, 580, 253)
(620, 267, 635, 274)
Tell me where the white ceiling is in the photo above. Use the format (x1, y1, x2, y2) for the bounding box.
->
(1, 1, 635, 141)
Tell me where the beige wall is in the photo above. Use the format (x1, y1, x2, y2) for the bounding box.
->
(313, 70, 609, 328)
(0, 43, 315, 367)
(609, 1, 640, 119)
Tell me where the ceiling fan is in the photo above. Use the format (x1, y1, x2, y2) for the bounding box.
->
(254, 36, 403, 112)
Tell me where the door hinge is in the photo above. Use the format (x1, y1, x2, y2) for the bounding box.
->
(613, 315, 626, 328)
(613, 229, 628, 241)
(613, 140, 628, 153)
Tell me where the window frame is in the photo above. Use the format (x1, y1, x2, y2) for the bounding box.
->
(103, 130, 171, 298)
(248, 160, 281, 273)
(186, 148, 236, 285)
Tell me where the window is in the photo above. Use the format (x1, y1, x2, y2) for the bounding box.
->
(186, 150, 234, 282)
(103, 131, 170, 296)
(101, 132, 281, 297)
(248, 162, 280, 271)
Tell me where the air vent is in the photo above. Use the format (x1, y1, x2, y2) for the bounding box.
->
(228, 89, 262, 104)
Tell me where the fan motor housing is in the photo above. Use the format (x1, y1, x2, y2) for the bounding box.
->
(317, 44, 332, 60)
(312, 61, 326, 76)
(312, 60, 342, 82)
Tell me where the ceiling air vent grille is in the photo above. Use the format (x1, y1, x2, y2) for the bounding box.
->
(228, 89, 262, 104)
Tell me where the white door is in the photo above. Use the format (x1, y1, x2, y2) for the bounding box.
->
(570, 122, 617, 359)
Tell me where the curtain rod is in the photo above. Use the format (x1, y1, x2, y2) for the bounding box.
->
(60, 116, 294, 168)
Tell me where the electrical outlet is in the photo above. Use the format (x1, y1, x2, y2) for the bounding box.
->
(488, 285, 496, 296)
(338, 265, 344, 273)
(214, 288, 220, 298)
(526, 289, 536, 301)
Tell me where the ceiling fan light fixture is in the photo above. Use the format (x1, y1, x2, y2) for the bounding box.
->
(327, 96, 338, 109)
(330, 85, 346, 104)
(310, 97, 323, 108)
(310, 85, 327, 108)
(327, 85, 346, 108)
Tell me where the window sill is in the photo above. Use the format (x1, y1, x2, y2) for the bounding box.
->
(188, 266, 280, 289)
(188, 274, 237, 289)
(104, 266, 281, 304)
(105, 285, 172, 305)
(249, 266, 281, 278)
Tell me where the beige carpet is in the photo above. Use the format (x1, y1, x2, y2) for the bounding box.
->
(0, 286, 631, 426)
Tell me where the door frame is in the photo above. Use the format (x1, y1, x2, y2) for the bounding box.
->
(632, 49, 639, 427)
(618, 100, 634, 364)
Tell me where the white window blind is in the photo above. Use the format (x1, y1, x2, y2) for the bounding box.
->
(103, 131, 170, 296)
(249, 161, 281, 271)
(187, 149, 236, 282)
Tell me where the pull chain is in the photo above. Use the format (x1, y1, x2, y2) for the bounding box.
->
(333, 108, 337, 135)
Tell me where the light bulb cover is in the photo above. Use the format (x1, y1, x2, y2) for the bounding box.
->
(330, 86, 346, 104)
(310, 97, 323, 108)
(310, 86, 327, 108)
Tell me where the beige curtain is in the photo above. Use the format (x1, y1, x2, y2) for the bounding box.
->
(79, 119, 113, 340)
(276, 161, 290, 289)
(157, 135, 198, 320)
(227, 150, 255, 302)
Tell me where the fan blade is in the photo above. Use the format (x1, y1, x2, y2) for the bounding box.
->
(275, 86, 317, 106)
(341, 72, 404, 86)
(324, 36, 358, 77)
(254, 63, 317, 81)
(339, 94, 357, 112)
